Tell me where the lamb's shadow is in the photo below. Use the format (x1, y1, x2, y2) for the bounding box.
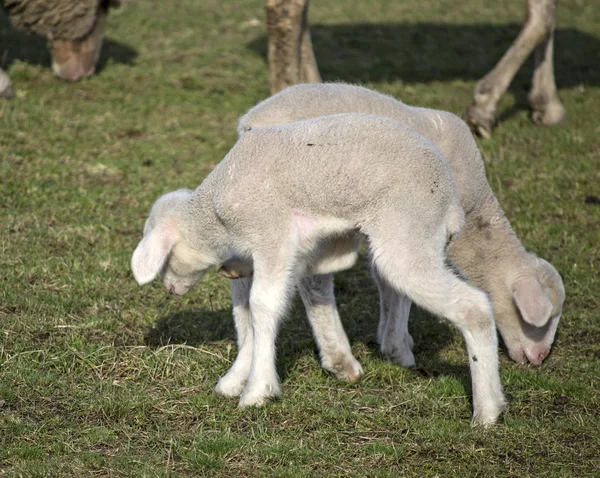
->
(248, 22, 599, 117)
(145, 263, 466, 390)
(0, 12, 137, 75)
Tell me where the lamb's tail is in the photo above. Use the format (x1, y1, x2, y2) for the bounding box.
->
(445, 200, 465, 245)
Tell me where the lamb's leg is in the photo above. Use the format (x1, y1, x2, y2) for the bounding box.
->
(0, 67, 13, 99)
(372, 270, 415, 368)
(215, 277, 253, 398)
(466, 0, 557, 137)
(298, 274, 363, 381)
(528, 29, 566, 126)
(238, 252, 299, 407)
(367, 228, 506, 425)
(266, 0, 315, 94)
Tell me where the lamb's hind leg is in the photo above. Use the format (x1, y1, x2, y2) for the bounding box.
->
(466, 0, 558, 137)
(372, 269, 415, 368)
(299, 274, 363, 382)
(369, 240, 506, 425)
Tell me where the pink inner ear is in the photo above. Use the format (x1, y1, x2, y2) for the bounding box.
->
(513, 276, 553, 327)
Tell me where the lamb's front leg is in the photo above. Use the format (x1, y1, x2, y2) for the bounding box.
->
(373, 271, 415, 368)
(238, 257, 297, 407)
(299, 274, 363, 382)
(215, 277, 253, 398)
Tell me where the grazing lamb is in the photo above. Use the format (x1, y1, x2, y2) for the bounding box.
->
(236, 83, 565, 369)
(264, 0, 566, 136)
(0, 0, 125, 98)
(131, 113, 506, 425)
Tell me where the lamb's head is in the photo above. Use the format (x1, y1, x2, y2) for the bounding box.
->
(493, 255, 565, 365)
(131, 189, 216, 295)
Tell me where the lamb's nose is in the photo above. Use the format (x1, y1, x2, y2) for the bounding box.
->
(167, 283, 175, 294)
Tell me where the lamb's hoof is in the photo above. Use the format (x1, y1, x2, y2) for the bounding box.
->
(385, 351, 416, 368)
(324, 356, 364, 382)
(465, 104, 494, 139)
(531, 101, 567, 126)
(215, 374, 246, 398)
(238, 382, 281, 408)
(381, 338, 416, 368)
(471, 397, 507, 427)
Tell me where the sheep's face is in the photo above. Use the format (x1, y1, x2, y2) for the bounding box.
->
(49, 6, 107, 82)
(131, 189, 214, 295)
(494, 258, 565, 365)
(160, 242, 211, 296)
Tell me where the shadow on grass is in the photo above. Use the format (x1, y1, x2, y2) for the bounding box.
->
(0, 12, 137, 75)
(248, 22, 599, 119)
(144, 276, 469, 390)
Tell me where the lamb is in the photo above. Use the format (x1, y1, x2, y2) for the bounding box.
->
(264, 0, 566, 136)
(131, 113, 506, 425)
(0, 0, 125, 98)
(236, 83, 565, 369)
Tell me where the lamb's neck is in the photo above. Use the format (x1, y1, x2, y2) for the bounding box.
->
(188, 179, 231, 261)
(448, 188, 526, 293)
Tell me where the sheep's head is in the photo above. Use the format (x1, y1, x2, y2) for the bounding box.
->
(493, 256, 565, 365)
(131, 190, 216, 296)
(49, 4, 108, 82)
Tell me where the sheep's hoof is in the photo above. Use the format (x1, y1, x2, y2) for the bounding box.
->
(465, 104, 494, 139)
(531, 101, 567, 126)
(324, 356, 364, 382)
(0, 73, 13, 99)
(238, 382, 281, 408)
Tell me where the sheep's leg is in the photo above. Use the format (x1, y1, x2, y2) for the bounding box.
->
(266, 0, 318, 94)
(237, 251, 300, 407)
(215, 277, 253, 398)
(528, 29, 566, 126)
(299, 2, 321, 83)
(372, 270, 415, 368)
(298, 274, 363, 381)
(0, 67, 13, 99)
(466, 0, 557, 137)
(366, 228, 506, 425)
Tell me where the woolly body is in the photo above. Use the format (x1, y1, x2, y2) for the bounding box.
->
(238, 83, 565, 367)
(132, 113, 505, 424)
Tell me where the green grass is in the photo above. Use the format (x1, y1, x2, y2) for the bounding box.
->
(1, 0, 599, 475)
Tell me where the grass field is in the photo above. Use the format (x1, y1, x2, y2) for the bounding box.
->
(1, 0, 599, 476)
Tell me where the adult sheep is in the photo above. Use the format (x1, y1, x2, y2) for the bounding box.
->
(264, 0, 566, 137)
(0, 0, 126, 98)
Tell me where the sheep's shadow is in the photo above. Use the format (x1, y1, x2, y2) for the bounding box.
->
(144, 265, 467, 391)
(0, 12, 137, 75)
(248, 22, 599, 119)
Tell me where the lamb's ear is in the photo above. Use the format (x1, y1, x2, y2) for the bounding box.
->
(131, 225, 177, 285)
(512, 276, 553, 327)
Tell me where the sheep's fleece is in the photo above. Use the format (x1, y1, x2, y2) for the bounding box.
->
(1, 0, 123, 40)
(132, 113, 506, 424)
(238, 82, 565, 367)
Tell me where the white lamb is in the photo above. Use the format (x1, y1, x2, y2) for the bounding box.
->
(131, 113, 506, 425)
(236, 83, 565, 369)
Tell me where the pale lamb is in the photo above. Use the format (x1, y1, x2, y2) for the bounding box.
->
(236, 83, 565, 369)
(131, 113, 506, 425)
